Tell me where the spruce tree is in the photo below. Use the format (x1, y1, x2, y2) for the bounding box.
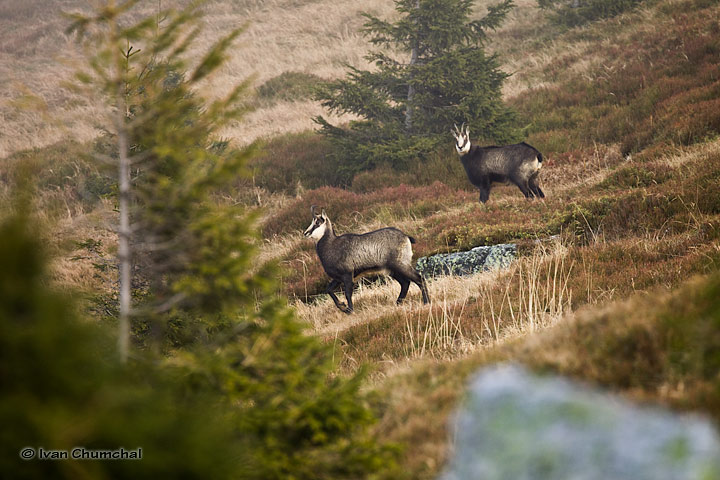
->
(68, 1, 261, 352)
(315, 0, 517, 178)
(39, 2, 399, 478)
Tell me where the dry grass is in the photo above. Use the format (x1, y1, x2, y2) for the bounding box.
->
(4, 1, 720, 477)
(371, 263, 720, 480)
(292, 238, 574, 376)
(297, 270, 501, 337)
(0, 0, 592, 158)
(0, 0, 398, 158)
(48, 199, 118, 295)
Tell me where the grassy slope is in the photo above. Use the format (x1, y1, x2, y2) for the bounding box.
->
(258, 0, 720, 476)
(2, 0, 720, 479)
(0, 0, 391, 158)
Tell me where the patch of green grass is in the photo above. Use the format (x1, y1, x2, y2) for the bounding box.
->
(256, 71, 327, 104)
(248, 130, 339, 194)
(598, 164, 672, 190)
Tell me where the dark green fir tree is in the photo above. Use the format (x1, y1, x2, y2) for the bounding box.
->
(315, 0, 518, 179)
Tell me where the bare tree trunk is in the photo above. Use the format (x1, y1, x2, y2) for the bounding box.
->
(110, 0, 132, 364)
(404, 0, 420, 134)
(117, 112, 131, 364)
(405, 45, 418, 133)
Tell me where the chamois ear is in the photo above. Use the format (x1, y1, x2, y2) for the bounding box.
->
(310, 204, 319, 217)
(465, 125, 470, 137)
(321, 209, 328, 219)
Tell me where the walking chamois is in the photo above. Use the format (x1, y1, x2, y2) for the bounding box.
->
(304, 206, 430, 314)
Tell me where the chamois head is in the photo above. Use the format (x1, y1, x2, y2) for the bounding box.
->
(303, 205, 329, 240)
(451, 123, 471, 155)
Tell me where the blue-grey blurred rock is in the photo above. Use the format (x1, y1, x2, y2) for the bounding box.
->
(416, 244, 516, 277)
(440, 364, 720, 480)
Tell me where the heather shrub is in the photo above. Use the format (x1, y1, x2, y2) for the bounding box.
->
(249, 131, 340, 193)
(350, 165, 415, 193)
(546, 196, 616, 243)
(409, 150, 472, 191)
(262, 182, 471, 238)
(538, 0, 645, 27)
(415, 201, 548, 253)
(437, 223, 545, 250)
(518, 1, 720, 156)
(601, 191, 681, 236)
(598, 164, 671, 190)
(348, 148, 471, 193)
(692, 156, 720, 214)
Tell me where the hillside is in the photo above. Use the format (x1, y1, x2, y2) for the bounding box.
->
(3, 0, 720, 478)
(0, 0, 395, 158)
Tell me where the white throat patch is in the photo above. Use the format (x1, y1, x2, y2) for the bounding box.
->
(456, 139, 471, 155)
(308, 222, 327, 240)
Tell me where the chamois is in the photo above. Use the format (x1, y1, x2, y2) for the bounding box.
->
(303, 206, 430, 314)
(451, 123, 545, 203)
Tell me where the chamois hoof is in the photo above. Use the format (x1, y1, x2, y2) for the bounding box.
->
(341, 307, 354, 315)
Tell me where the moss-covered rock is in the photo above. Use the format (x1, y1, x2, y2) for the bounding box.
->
(416, 244, 516, 277)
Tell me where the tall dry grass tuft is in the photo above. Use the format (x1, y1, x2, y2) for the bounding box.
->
(402, 238, 573, 361)
(495, 239, 573, 335)
(403, 288, 469, 360)
(294, 238, 576, 370)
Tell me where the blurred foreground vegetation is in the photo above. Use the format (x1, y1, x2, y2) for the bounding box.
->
(1, 2, 396, 478)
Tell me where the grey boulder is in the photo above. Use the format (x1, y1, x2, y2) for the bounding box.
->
(416, 244, 516, 277)
(440, 364, 720, 480)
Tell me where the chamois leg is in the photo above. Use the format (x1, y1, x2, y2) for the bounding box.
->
(478, 189, 490, 204)
(477, 179, 491, 204)
(398, 266, 430, 304)
(529, 173, 545, 199)
(325, 278, 347, 311)
(341, 273, 354, 314)
(392, 272, 411, 305)
(511, 175, 533, 199)
(414, 272, 431, 304)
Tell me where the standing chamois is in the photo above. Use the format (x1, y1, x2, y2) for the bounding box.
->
(304, 206, 430, 314)
(451, 123, 545, 203)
